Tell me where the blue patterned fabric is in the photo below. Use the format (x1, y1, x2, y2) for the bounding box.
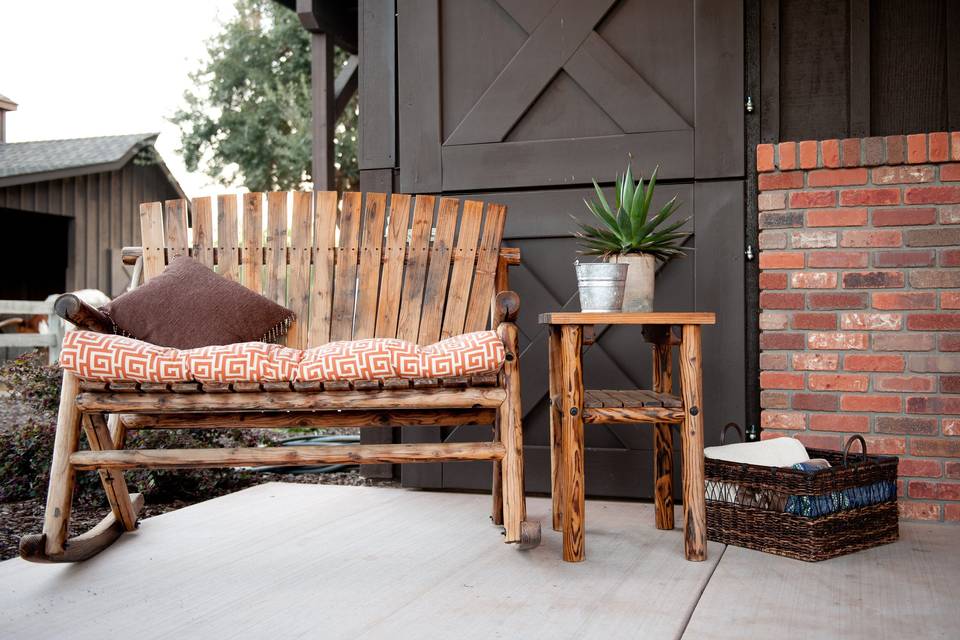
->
(783, 462, 896, 517)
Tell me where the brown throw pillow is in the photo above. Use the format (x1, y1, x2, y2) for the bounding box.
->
(101, 256, 294, 349)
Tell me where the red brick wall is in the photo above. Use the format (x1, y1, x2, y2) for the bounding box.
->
(757, 132, 960, 523)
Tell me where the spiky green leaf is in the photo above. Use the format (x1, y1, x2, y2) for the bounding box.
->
(575, 161, 689, 262)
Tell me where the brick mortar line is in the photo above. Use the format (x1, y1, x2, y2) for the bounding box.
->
(756, 138, 960, 521)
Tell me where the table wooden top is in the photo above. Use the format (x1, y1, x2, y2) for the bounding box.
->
(538, 311, 716, 325)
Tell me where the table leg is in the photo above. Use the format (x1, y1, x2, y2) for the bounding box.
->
(653, 338, 675, 530)
(679, 324, 707, 561)
(560, 324, 585, 562)
(548, 326, 564, 532)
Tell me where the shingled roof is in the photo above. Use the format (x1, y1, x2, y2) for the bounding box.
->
(0, 132, 159, 183)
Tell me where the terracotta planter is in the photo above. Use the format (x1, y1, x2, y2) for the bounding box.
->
(608, 253, 656, 312)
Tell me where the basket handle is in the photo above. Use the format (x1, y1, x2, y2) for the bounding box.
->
(842, 434, 868, 467)
(720, 422, 743, 445)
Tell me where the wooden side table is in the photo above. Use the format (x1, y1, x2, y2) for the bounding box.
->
(538, 312, 717, 563)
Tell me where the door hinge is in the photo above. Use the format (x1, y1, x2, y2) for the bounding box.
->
(744, 244, 755, 261)
(745, 96, 754, 114)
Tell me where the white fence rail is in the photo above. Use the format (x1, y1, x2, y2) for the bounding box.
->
(0, 300, 63, 364)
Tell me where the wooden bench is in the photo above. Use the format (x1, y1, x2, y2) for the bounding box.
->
(20, 191, 540, 563)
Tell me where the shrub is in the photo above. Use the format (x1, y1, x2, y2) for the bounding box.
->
(0, 350, 261, 504)
(125, 429, 260, 502)
(1, 350, 61, 414)
(0, 418, 103, 503)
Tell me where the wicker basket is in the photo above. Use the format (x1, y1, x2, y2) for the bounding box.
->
(705, 429, 899, 562)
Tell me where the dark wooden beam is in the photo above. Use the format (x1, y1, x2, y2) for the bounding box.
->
(397, 0, 442, 193)
(334, 55, 358, 119)
(745, 0, 763, 439)
(949, 1, 960, 131)
(295, 0, 359, 53)
(759, 0, 780, 142)
(694, 0, 744, 179)
(310, 31, 335, 190)
(849, 0, 871, 138)
(358, 0, 396, 171)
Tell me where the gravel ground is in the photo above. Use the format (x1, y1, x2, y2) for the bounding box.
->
(0, 363, 401, 562)
(1, 471, 399, 561)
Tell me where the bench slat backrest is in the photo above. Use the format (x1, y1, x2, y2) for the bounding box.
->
(308, 191, 338, 345)
(216, 195, 240, 282)
(286, 192, 313, 348)
(138, 191, 511, 349)
(242, 193, 264, 294)
(375, 194, 412, 339)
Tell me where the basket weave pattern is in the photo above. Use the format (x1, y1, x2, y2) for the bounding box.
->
(705, 448, 899, 561)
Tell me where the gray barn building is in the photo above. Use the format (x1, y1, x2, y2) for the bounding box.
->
(0, 96, 185, 299)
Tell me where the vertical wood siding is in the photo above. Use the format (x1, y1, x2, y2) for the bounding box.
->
(0, 162, 181, 295)
(761, 0, 960, 143)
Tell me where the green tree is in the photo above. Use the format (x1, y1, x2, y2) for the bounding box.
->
(172, 0, 358, 193)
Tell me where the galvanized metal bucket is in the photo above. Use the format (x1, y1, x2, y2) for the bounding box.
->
(575, 260, 628, 312)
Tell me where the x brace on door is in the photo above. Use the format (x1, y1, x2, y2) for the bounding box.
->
(446, 0, 691, 145)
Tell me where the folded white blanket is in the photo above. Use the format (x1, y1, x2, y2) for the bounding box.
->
(704, 437, 810, 468)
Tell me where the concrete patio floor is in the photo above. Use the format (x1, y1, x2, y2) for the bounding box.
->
(0, 483, 956, 639)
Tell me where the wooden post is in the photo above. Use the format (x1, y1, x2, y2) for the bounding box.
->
(42, 371, 81, 556)
(496, 321, 525, 542)
(311, 31, 336, 190)
(82, 414, 138, 531)
(490, 414, 504, 525)
(108, 413, 127, 450)
(47, 310, 63, 365)
(548, 325, 564, 532)
(490, 255, 510, 526)
(653, 337, 674, 530)
(679, 324, 707, 561)
(560, 324, 585, 562)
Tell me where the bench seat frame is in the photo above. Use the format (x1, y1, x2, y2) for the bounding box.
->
(20, 191, 540, 562)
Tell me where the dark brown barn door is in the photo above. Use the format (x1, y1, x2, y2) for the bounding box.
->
(395, 0, 745, 497)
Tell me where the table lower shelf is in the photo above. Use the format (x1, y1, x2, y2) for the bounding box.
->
(581, 389, 685, 425)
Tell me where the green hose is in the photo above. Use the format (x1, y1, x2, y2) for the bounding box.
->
(254, 434, 361, 475)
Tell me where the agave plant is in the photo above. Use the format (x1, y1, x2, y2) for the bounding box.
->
(575, 164, 691, 261)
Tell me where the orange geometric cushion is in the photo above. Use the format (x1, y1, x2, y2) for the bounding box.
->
(182, 343, 303, 383)
(418, 332, 506, 378)
(298, 338, 415, 382)
(59, 331, 187, 382)
(296, 332, 505, 381)
(59, 330, 505, 383)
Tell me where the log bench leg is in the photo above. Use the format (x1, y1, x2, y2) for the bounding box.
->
(548, 325, 564, 532)
(491, 416, 503, 526)
(40, 371, 82, 556)
(83, 413, 139, 531)
(108, 412, 127, 449)
(653, 339, 675, 530)
(679, 325, 707, 562)
(20, 373, 144, 563)
(497, 321, 540, 549)
(560, 325, 585, 562)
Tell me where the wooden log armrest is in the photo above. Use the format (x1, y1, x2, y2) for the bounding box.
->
(54, 294, 113, 334)
(493, 291, 520, 326)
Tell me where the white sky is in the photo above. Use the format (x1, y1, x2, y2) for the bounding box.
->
(1, 0, 240, 196)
